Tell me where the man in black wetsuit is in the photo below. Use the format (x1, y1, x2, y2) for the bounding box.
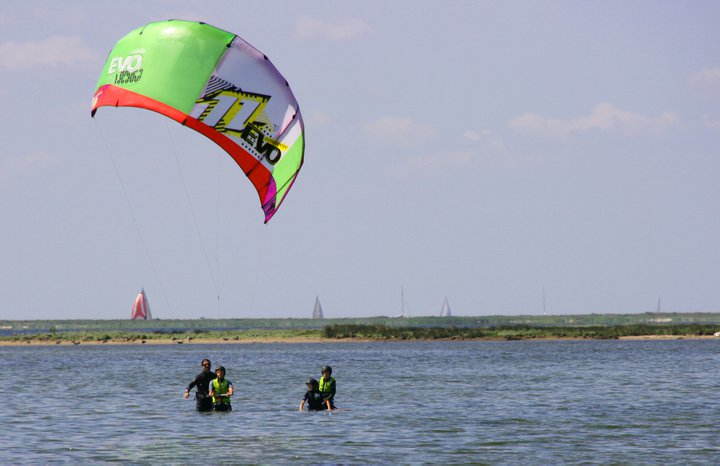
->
(183, 358, 217, 412)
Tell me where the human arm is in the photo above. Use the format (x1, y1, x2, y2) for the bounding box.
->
(299, 391, 309, 411)
(221, 381, 234, 398)
(184, 375, 199, 398)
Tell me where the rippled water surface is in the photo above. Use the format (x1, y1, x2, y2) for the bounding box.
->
(1, 340, 719, 464)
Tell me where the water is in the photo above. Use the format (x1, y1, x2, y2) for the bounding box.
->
(1, 339, 718, 464)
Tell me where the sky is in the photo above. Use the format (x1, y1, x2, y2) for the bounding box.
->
(1, 1, 719, 320)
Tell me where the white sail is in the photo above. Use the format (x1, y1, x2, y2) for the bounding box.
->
(313, 296, 324, 319)
(440, 297, 452, 317)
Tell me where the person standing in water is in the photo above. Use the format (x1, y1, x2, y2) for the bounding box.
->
(299, 378, 331, 412)
(184, 358, 217, 412)
(209, 366, 234, 412)
(319, 365, 336, 409)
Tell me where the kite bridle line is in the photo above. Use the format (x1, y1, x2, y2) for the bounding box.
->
(93, 117, 175, 317)
(163, 120, 269, 322)
(163, 120, 222, 314)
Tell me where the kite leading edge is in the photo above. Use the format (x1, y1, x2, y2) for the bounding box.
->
(91, 20, 305, 223)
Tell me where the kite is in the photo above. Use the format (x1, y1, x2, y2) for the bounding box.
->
(91, 20, 305, 223)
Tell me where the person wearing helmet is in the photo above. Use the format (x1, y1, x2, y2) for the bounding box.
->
(183, 358, 217, 412)
(319, 365, 336, 409)
(299, 378, 331, 412)
(209, 366, 234, 412)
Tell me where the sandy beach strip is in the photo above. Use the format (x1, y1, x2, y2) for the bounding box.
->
(1, 334, 718, 346)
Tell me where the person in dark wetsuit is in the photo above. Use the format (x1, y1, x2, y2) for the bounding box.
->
(183, 358, 217, 412)
(299, 378, 331, 412)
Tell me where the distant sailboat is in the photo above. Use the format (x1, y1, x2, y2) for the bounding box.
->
(393, 286, 409, 318)
(131, 289, 152, 320)
(312, 296, 324, 319)
(440, 297, 452, 317)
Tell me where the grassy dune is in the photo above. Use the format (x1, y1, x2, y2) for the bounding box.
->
(1, 320, 719, 345)
(0, 328, 323, 345)
(322, 323, 720, 340)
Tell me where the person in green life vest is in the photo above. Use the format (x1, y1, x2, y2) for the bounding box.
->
(319, 365, 336, 409)
(208, 366, 234, 412)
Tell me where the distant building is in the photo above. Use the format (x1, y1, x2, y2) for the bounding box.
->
(440, 297, 452, 317)
(313, 296, 324, 319)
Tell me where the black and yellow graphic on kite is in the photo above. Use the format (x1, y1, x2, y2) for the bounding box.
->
(195, 89, 287, 164)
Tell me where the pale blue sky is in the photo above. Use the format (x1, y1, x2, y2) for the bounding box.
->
(1, 1, 718, 319)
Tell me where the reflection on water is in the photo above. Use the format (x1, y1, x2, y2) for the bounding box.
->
(1, 340, 719, 464)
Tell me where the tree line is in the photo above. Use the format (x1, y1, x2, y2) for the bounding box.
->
(322, 324, 720, 340)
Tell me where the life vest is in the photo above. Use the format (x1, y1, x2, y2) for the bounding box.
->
(211, 378, 231, 404)
(319, 376, 335, 397)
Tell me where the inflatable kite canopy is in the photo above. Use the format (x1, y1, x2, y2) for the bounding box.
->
(92, 20, 305, 223)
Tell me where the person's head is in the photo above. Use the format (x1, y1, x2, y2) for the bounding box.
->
(215, 366, 226, 379)
(321, 366, 332, 377)
(201, 359, 211, 371)
(306, 378, 318, 390)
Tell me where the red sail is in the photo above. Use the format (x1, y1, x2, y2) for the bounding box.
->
(131, 289, 151, 320)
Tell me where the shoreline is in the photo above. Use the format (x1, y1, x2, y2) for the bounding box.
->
(1, 334, 717, 347)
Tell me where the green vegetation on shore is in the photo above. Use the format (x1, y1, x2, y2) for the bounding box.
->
(2, 311, 720, 335)
(0, 328, 322, 344)
(322, 324, 720, 340)
(1, 320, 718, 344)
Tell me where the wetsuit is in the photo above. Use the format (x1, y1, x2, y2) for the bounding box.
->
(303, 389, 328, 411)
(186, 371, 217, 412)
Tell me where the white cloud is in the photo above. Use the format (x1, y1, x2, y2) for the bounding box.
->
(691, 67, 720, 84)
(0, 151, 54, 182)
(509, 103, 677, 138)
(294, 16, 371, 40)
(363, 116, 437, 148)
(407, 151, 473, 175)
(703, 115, 720, 131)
(306, 109, 332, 126)
(464, 129, 507, 153)
(0, 36, 95, 70)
